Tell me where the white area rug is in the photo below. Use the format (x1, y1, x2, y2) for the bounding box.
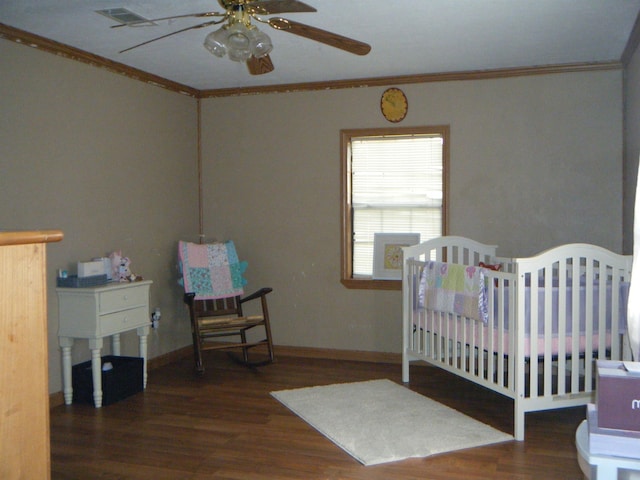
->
(271, 378, 513, 466)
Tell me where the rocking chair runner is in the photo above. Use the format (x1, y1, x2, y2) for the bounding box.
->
(179, 240, 274, 374)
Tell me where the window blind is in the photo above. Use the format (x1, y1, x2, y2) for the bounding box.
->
(350, 134, 443, 276)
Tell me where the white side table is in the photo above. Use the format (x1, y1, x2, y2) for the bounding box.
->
(576, 420, 640, 480)
(57, 280, 152, 408)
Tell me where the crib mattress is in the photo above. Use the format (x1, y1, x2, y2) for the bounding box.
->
(413, 281, 628, 358)
(413, 314, 614, 358)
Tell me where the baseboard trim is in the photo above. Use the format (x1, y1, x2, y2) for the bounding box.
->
(274, 345, 401, 364)
(147, 346, 193, 370)
(49, 345, 401, 408)
(142, 344, 402, 365)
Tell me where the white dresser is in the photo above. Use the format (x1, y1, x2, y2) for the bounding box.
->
(57, 280, 152, 408)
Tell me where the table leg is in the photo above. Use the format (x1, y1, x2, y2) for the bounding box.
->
(594, 463, 618, 480)
(59, 337, 74, 405)
(112, 333, 121, 356)
(88, 338, 103, 408)
(137, 325, 150, 389)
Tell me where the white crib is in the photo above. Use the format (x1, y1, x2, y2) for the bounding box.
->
(401, 236, 632, 441)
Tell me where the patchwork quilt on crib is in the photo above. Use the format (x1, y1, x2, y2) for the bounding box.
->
(419, 261, 488, 323)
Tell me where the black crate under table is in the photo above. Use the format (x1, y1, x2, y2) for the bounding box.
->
(72, 355, 143, 407)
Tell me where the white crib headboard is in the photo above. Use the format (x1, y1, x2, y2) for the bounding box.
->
(402, 235, 498, 265)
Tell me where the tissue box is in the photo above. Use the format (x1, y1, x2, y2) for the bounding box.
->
(92, 257, 112, 280)
(72, 355, 143, 406)
(596, 360, 640, 431)
(77, 260, 104, 277)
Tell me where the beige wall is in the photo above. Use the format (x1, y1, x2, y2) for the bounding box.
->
(0, 35, 628, 392)
(0, 39, 198, 394)
(200, 70, 624, 353)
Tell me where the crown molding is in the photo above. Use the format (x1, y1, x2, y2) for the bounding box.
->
(198, 61, 622, 98)
(0, 23, 199, 97)
(1, 22, 623, 99)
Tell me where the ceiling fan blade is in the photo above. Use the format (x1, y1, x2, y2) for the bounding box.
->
(268, 18, 371, 55)
(247, 0, 316, 14)
(111, 11, 225, 28)
(246, 54, 275, 75)
(119, 20, 220, 53)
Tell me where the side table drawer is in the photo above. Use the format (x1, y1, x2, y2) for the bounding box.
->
(100, 307, 148, 336)
(100, 285, 148, 313)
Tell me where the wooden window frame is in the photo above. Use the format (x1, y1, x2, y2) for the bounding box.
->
(340, 125, 450, 290)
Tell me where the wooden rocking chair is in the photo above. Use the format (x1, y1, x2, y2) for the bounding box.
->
(179, 240, 274, 374)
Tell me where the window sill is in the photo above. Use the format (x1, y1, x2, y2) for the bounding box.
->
(340, 278, 402, 291)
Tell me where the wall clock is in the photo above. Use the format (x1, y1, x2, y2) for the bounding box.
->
(380, 87, 408, 123)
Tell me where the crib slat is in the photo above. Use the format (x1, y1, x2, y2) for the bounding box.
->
(530, 270, 539, 399)
(497, 275, 516, 390)
(571, 257, 581, 393)
(597, 265, 607, 356)
(496, 275, 509, 388)
(557, 258, 567, 396)
(506, 275, 515, 390)
(584, 258, 595, 390)
(467, 319, 472, 373)
(610, 265, 621, 360)
(516, 270, 527, 413)
(488, 278, 496, 385)
(543, 264, 553, 398)
(483, 281, 491, 383)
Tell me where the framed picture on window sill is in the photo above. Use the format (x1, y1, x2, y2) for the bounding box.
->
(372, 233, 420, 280)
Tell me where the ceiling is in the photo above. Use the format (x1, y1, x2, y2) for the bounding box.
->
(2, 0, 640, 95)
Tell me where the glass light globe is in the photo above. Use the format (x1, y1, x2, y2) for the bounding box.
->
(228, 46, 251, 62)
(203, 28, 227, 58)
(225, 23, 251, 62)
(249, 28, 273, 58)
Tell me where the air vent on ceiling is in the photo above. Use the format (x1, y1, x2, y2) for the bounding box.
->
(96, 8, 154, 25)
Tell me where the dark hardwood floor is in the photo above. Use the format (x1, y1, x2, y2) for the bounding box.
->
(50, 351, 587, 479)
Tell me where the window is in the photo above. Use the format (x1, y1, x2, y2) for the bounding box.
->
(341, 126, 449, 289)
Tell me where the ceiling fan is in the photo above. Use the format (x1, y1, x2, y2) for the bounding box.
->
(112, 0, 371, 75)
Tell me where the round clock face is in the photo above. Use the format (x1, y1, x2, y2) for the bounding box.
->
(381, 87, 408, 123)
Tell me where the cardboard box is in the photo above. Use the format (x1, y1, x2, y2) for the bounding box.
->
(72, 355, 143, 406)
(596, 360, 640, 431)
(77, 260, 104, 277)
(587, 404, 640, 459)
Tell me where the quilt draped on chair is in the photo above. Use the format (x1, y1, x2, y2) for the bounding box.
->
(178, 240, 247, 300)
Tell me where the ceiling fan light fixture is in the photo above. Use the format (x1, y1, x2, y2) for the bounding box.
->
(203, 20, 272, 62)
(114, 0, 371, 75)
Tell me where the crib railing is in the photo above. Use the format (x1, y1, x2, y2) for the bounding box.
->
(403, 259, 516, 398)
(513, 245, 631, 411)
